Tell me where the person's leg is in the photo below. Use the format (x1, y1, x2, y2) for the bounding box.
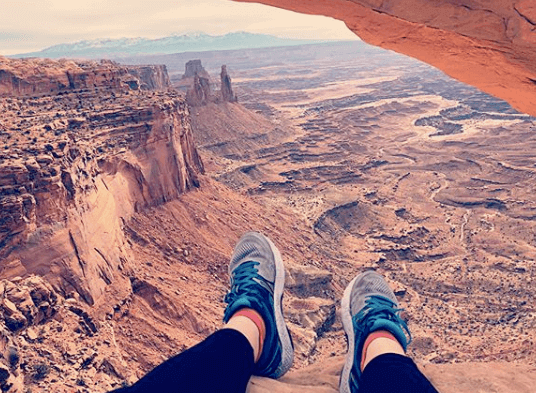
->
(360, 353, 438, 393)
(339, 271, 438, 393)
(110, 232, 294, 393)
(225, 308, 264, 362)
(110, 328, 254, 393)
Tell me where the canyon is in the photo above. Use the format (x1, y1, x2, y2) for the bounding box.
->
(192, 39, 536, 358)
(0, 28, 536, 393)
(178, 43, 536, 391)
(0, 55, 347, 392)
(0, 57, 204, 307)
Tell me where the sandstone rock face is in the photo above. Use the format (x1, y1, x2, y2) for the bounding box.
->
(182, 59, 211, 80)
(0, 57, 203, 304)
(123, 65, 171, 91)
(0, 57, 170, 97)
(182, 60, 238, 106)
(0, 274, 136, 391)
(236, 0, 536, 116)
(186, 74, 213, 106)
(178, 59, 214, 99)
(220, 65, 237, 103)
(0, 276, 58, 333)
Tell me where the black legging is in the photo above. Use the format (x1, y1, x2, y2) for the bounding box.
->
(110, 329, 438, 393)
(361, 353, 439, 393)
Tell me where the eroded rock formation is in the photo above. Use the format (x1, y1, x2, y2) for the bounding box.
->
(122, 64, 171, 91)
(186, 74, 213, 106)
(182, 60, 238, 106)
(0, 57, 203, 305)
(235, 0, 536, 116)
(220, 65, 237, 103)
(0, 57, 170, 97)
(182, 59, 211, 80)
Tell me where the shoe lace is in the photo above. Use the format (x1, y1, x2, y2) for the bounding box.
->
(353, 295, 411, 345)
(224, 261, 272, 305)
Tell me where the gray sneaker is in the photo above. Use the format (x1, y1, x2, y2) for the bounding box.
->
(223, 232, 294, 378)
(340, 271, 411, 393)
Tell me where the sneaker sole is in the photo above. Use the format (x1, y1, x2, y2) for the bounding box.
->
(340, 275, 358, 393)
(263, 234, 294, 378)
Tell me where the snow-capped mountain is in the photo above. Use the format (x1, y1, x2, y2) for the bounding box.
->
(12, 32, 336, 59)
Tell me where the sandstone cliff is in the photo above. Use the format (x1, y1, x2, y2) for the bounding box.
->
(0, 57, 170, 97)
(0, 57, 203, 305)
(122, 64, 171, 91)
(235, 0, 536, 117)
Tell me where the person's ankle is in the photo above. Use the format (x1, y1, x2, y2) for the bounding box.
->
(226, 308, 266, 362)
(361, 330, 405, 371)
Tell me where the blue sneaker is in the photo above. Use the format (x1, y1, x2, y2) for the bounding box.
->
(340, 271, 411, 393)
(223, 232, 294, 378)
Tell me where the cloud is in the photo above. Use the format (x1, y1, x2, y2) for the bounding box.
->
(0, 0, 357, 55)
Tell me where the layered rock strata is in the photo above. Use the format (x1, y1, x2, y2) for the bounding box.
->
(0, 57, 204, 305)
(122, 64, 171, 91)
(236, 0, 536, 116)
(0, 57, 170, 97)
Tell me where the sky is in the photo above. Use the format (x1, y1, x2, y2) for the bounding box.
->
(0, 0, 358, 56)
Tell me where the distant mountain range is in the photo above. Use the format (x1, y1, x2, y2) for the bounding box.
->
(12, 32, 345, 59)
